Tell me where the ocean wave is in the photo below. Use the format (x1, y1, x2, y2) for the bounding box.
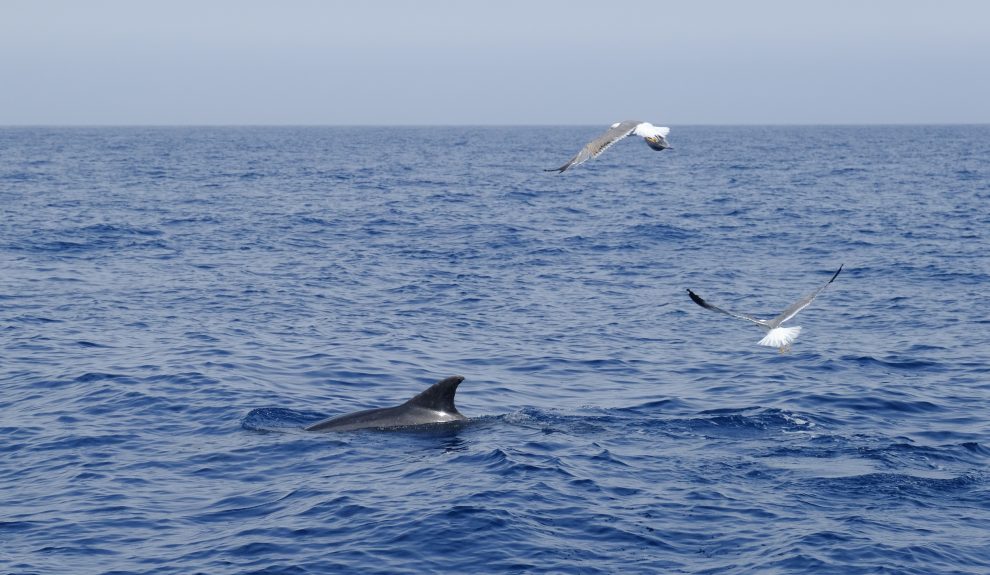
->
(3, 125, 989, 575)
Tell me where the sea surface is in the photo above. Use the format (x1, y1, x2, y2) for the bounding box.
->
(2, 125, 989, 574)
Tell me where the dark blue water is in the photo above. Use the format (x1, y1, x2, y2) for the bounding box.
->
(2, 125, 989, 574)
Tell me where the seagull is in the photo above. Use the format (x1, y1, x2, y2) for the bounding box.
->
(686, 265, 844, 352)
(546, 121, 671, 173)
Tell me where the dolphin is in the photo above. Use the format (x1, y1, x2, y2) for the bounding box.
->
(305, 375, 468, 432)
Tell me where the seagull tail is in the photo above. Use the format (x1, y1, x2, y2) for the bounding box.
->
(758, 326, 802, 349)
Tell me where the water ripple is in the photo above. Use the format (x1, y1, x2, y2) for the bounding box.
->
(2, 126, 989, 574)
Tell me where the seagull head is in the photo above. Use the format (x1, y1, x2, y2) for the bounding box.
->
(645, 135, 671, 151)
(632, 123, 672, 151)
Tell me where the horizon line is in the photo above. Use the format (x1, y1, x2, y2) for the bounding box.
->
(2, 122, 989, 128)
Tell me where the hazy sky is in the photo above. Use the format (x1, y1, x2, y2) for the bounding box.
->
(2, 0, 989, 125)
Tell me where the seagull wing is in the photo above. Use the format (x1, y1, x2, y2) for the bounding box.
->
(768, 264, 843, 327)
(686, 289, 768, 327)
(546, 121, 640, 173)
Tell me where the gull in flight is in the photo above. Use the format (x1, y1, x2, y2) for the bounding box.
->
(686, 265, 844, 352)
(546, 121, 671, 173)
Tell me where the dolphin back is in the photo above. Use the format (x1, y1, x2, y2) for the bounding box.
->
(305, 375, 467, 432)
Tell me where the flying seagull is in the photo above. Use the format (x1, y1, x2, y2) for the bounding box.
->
(686, 265, 844, 352)
(546, 121, 671, 173)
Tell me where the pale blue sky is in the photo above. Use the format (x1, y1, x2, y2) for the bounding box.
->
(2, 0, 989, 125)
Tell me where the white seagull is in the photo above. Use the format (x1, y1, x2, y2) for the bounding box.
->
(547, 121, 671, 173)
(686, 265, 844, 352)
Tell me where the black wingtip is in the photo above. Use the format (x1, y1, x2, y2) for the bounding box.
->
(686, 288, 706, 307)
(829, 264, 844, 283)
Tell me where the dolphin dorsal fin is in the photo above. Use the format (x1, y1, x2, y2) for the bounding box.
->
(403, 375, 464, 414)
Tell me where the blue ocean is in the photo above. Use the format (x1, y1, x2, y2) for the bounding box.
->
(2, 125, 989, 574)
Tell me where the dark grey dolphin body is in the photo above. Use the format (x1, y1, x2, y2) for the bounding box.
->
(305, 375, 468, 432)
